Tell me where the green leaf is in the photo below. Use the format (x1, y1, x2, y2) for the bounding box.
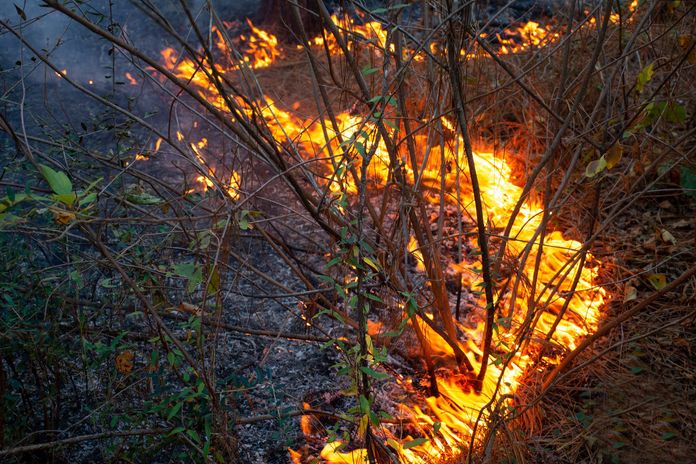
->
(403, 437, 428, 449)
(167, 402, 182, 420)
(174, 262, 197, 279)
(168, 426, 186, 436)
(585, 156, 607, 178)
(0, 193, 29, 213)
(39, 164, 73, 195)
(363, 256, 380, 271)
(661, 431, 676, 441)
(665, 101, 686, 124)
(636, 62, 654, 93)
(361, 66, 379, 76)
(360, 366, 389, 380)
(186, 429, 200, 443)
(126, 191, 162, 205)
(174, 262, 203, 293)
(79, 192, 97, 205)
(359, 394, 370, 414)
(239, 210, 250, 230)
(679, 167, 696, 198)
(355, 141, 366, 157)
(635, 101, 675, 130)
(52, 192, 77, 206)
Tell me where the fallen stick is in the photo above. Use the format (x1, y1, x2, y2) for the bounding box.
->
(0, 429, 168, 458)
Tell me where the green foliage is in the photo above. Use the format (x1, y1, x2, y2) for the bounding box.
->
(679, 167, 696, 198)
(634, 100, 686, 131)
(635, 62, 654, 93)
(39, 163, 73, 195)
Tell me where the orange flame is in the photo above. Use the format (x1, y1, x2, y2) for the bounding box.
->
(125, 72, 138, 85)
(155, 14, 612, 462)
(497, 21, 560, 55)
(240, 19, 282, 68)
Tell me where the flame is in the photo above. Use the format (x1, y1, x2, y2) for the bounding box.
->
(496, 21, 560, 55)
(320, 441, 367, 463)
(125, 72, 138, 85)
(227, 169, 241, 201)
(289, 448, 303, 464)
(240, 19, 282, 68)
(408, 236, 426, 272)
(154, 13, 614, 463)
(308, 14, 391, 54)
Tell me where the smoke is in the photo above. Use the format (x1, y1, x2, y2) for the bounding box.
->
(0, 1, 261, 85)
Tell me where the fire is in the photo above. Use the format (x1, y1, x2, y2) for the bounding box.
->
(307, 134, 605, 463)
(497, 21, 559, 55)
(308, 14, 391, 54)
(125, 72, 138, 85)
(227, 169, 241, 201)
(408, 236, 426, 272)
(610, 0, 639, 24)
(154, 12, 615, 463)
(239, 19, 282, 68)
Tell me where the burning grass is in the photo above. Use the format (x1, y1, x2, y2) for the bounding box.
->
(1, 0, 694, 463)
(148, 5, 632, 463)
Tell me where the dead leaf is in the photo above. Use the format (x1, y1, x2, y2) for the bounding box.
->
(672, 219, 691, 228)
(647, 273, 667, 290)
(116, 350, 134, 374)
(178, 302, 202, 315)
(585, 156, 607, 178)
(49, 206, 76, 225)
(677, 35, 691, 49)
(605, 144, 623, 169)
(623, 285, 638, 303)
(660, 228, 677, 245)
(642, 236, 657, 251)
(14, 5, 27, 21)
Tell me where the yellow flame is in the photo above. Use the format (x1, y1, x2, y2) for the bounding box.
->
(156, 14, 610, 463)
